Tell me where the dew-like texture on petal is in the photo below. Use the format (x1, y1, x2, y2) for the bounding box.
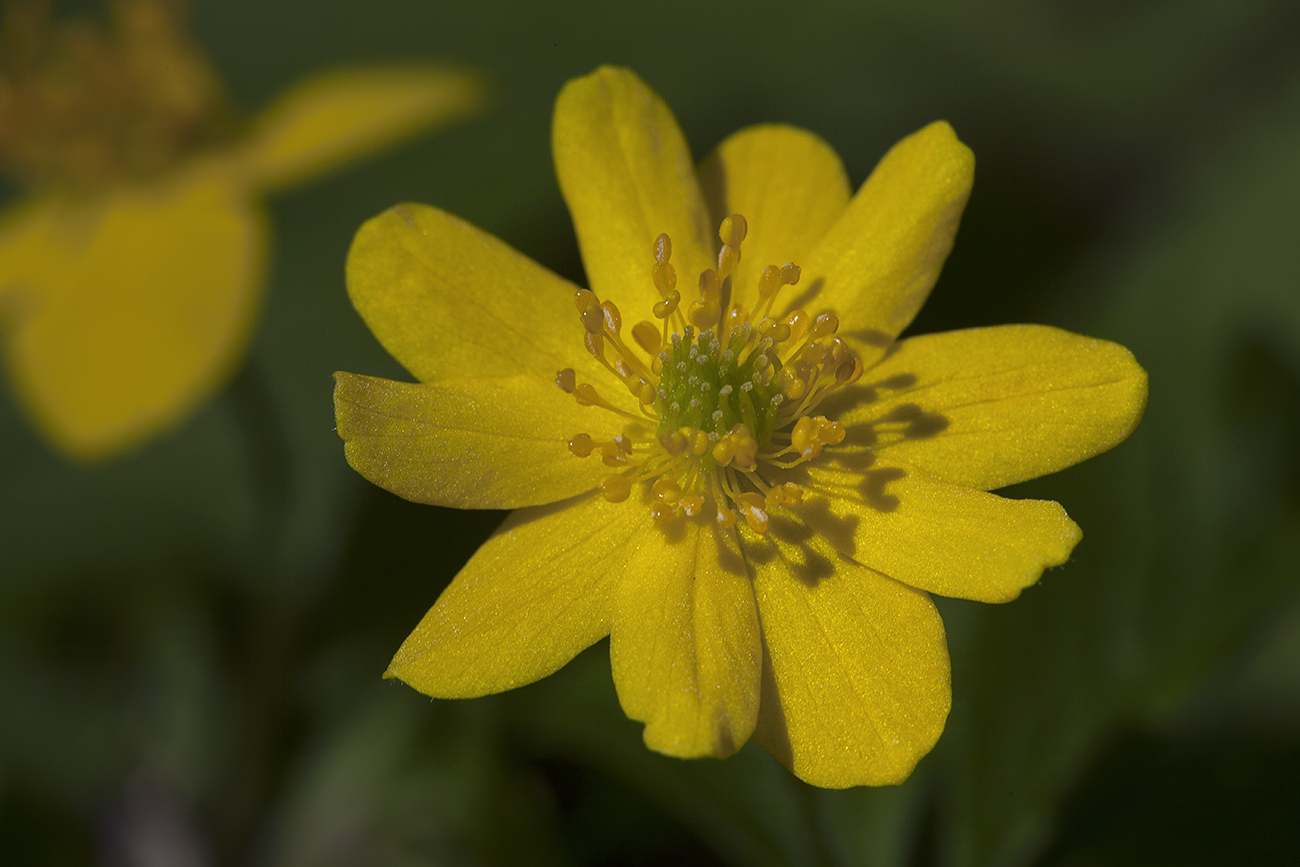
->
(387, 494, 636, 697)
(0, 163, 264, 460)
(804, 122, 973, 352)
(698, 124, 850, 312)
(610, 518, 761, 758)
(789, 459, 1080, 603)
(241, 66, 484, 192)
(346, 203, 616, 395)
(745, 529, 950, 788)
(835, 325, 1148, 491)
(334, 372, 622, 509)
(552, 66, 714, 316)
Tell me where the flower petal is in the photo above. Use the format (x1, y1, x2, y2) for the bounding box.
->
(334, 372, 623, 509)
(239, 66, 484, 191)
(610, 518, 761, 758)
(387, 493, 636, 697)
(744, 529, 950, 788)
(552, 66, 714, 315)
(831, 325, 1148, 490)
(346, 203, 615, 393)
(784, 457, 1080, 603)
(698, 124, 850, 312)
(802, 121, 973, 349)
(0, 164, 265, 460)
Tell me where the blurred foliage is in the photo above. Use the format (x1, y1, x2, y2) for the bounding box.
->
(2, 1, 1299, 864)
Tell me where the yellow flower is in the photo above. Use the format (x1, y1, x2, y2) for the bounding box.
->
(0, 0, 482, 459)
(334, 66, 1147, 788)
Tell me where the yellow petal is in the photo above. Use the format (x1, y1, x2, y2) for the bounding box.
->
(744, 529, 950, 788)
(804, 121, 973, 350)
(552, 66, 714, 315)
(0, 163, 265, 460)
(610, 519, 761, 758)
(239, 66, 484, 192)
(831, 325, 1148, 490)
(698, 124, 850, 311)
(346, 203, 615, 395)
(785, 457, 1080, 603)
(334, 372, 623, 509)
(387, 494, 637, 697)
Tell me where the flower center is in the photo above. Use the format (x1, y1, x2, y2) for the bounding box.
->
(556, 214, 863, 534)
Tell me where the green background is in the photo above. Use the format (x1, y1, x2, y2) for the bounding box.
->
(3, 1, 1300, 864)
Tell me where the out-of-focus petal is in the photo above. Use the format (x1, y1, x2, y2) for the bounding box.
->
(611, 518, 760, 758)
(829, 325, 1148, 490)
(803, 122, 973, 353)
(552, 65, 714, 315)
(0, 162, 265, 459)
(335, 372, 624, 509)
(387, 494, 638, 697)
(745, 528, 950, 788)
(698, 124, 850, 311)
(240, 66, 484, 191)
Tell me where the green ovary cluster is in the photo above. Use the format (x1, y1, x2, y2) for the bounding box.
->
(654, 322, 783, 454)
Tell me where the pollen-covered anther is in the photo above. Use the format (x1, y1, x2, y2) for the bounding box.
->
(780, 364, 809, 400)
(711, 424, 758, 471)
(716, 505, 738, 529)
(735, 492, 769, 534)
(765, 481, 804, 508)
(791, 415, 846, 459)
(652, 233, 677, 295)
(599, 473, 632, 503)
(679, 495, 704, 517)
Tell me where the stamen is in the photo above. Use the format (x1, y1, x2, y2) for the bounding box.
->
(560, 214, 859, 532)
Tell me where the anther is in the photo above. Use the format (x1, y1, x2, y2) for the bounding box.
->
(600, 474, 632, 503)
(654, 233, 672, 265)
(556, 368, 576, 393)
(653, 290, 680, 319)
(573, 288, 598, 311)
(780, 263, 801, 285)
(568, 433, 594, 457)
(602, 300, 622, 334)
(580, 302, 605, 335)
(658, 429, 689, 457)
(736, 492, 769, 534)
(785, 309, 810, 344)
(718, 214, 748, 248)
(809, 311, 839, 340)
(653, 234, 677, 295)
(652, 478, 682, 505)
(650, 502, 676, 522)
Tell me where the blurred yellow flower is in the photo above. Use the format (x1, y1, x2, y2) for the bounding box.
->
(334, 66, 1147, 787)
(0, 0, 482, 459)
